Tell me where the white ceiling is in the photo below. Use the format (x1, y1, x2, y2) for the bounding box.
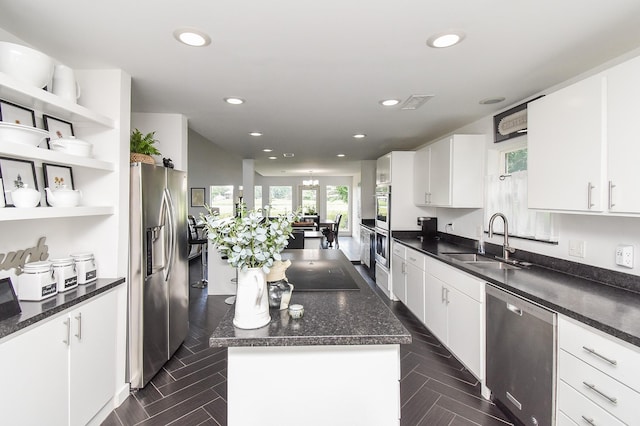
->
(1, 0, 640, 176)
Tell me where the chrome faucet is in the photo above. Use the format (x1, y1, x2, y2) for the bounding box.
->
(488, 213, 516, 262)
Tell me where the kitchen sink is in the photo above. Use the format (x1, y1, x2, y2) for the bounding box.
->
(442, 252, 521, 270)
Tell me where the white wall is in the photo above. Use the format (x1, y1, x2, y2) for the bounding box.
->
(422, 55, 640, 276)
(131, 112, 188, 171)
(187, 129, 243, 218)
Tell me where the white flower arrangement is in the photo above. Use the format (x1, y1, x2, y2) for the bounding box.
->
(201, 204, 300, 272)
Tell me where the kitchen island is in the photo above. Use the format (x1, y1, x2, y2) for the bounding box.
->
(209, 249, 411, 426)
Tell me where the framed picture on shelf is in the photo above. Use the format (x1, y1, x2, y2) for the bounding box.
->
(0, 157, 38, 206)
(42, 163, 74, 206)
(0, 100, 36, 127)
(191, 187, 205, 207)
(43, 115, 75, 148)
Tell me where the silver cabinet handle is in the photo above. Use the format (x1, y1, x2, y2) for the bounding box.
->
(582, 346, 617, 365)
(424, 192, 428, 204)
(581, 415, 596, 426)
(583, 381, 617, 404)
(587, 182, 595, 209)
(608, 180, 616, 209)
(75, 312, 82, 341)
(401, 262, 406, 274)
(441, 286, 446, 303)
(63, 318, 70, 346)
(444, 288, 450, 304)
(409, 256, 417, 262)
(506, 303, 523, 316)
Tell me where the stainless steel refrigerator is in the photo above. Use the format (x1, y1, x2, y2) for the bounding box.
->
(128, 162, 189, 389)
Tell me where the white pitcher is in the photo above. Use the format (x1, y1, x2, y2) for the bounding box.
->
(52, 64, 81, 103)
(233, 267, 271, 329)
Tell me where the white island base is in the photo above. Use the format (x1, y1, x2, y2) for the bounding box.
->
(228, 344, 401, 426)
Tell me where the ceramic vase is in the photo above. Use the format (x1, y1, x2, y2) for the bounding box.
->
(233, 267, 271, 329)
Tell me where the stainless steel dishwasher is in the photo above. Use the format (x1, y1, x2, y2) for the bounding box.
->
(486, 284, 557, 426)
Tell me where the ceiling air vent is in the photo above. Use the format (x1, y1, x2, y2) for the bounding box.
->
(400, 94, 434, 110)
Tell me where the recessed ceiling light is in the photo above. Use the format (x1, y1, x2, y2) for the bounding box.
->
(224, 97, 245, 105)
(479, 97, 506, 105)
(263, 148, 273, 152)
(173, 28, 211, 47)
(283, 153, 294, 158)
(426, 31, 465, 48)
(249, 132, 263, 137)
(268, 156, 277, 160)
(353, 133, 366, 139)
(379, 99, 400, 107)
(336, 154, 345, 157)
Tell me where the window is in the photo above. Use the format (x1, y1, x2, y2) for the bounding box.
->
(254, 186, 263, 214)
(299, 185, 319, 215)
(209, 185, 234, 218)
(503, 147, 527, 174)
(268, 186, 292, 215)
(485, 146, 556, 242)
(326, 185, 349, 231)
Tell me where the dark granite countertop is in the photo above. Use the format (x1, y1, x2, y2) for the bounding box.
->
(0, 278, 125, 341)
(393, 236, 640, 347)
(209, 249, 411, 348)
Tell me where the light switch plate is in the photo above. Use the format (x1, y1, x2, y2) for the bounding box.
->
(615, 245, 634, 268)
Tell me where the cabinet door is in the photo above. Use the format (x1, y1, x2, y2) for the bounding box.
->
(0, 315, 70, 425)
(406, 262, 425, 323)
(391, 253, 406, 303)
(424, 273, 447, 342)
(446, 285, 482, 378)
(413, 147, 430, 206)
(607, 55, 640, 214)
(429, 138, 452, 206)
(69, 290, 118, 426)
(376, 154, 391, 184)
(528, 75, 605, 212)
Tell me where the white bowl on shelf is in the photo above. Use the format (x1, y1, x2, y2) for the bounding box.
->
(0, 41, 54, 89)
(49, 136, 93, 157)
(0, 122, 49, 147)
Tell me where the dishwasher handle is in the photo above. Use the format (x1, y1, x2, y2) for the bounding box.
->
(506, 303, 523, 316)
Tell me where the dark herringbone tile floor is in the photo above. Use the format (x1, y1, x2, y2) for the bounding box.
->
(103, 239, 513, 426)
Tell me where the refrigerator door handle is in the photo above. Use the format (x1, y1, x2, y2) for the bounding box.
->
(163, 188, 176, 281)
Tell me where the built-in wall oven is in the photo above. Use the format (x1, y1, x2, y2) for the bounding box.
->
(374, 228, 389, 268)
(375, 185, 390, 230)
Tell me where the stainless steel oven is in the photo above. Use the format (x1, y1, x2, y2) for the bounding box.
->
(374, 228, 389, 268)
(375, 185, 390, 230)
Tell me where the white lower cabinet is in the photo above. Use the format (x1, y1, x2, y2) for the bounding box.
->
(557, 316, 640, 426)
(391, 243, 425, 322)
(0, 289, 120, 426)
(405, 249, 426, 323)
(424, 257, 484, 379)
(391, 243, 407, 304)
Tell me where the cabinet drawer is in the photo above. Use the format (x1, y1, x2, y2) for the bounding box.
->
(426, 257, 483, 302)
(558, 349, 640, 425)
(557, 410, 578, 426)
(558, 380, 625, 426)
(559, 316, 640, 391)
(405, 248, 425, 270)
(392, 242, 405, 258)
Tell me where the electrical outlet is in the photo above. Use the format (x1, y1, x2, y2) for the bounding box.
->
(615, 245, 634, 268)
(568, 240, 586, 258)
(446, 222, 454, 232)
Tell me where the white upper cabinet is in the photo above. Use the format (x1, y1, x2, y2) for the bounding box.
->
(528, 53, 640, 215)
(376, 153, 391, 184)
(413, 135, 485, 208)
(606, 55, 640, 214)
(528, 74, 606, 212)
